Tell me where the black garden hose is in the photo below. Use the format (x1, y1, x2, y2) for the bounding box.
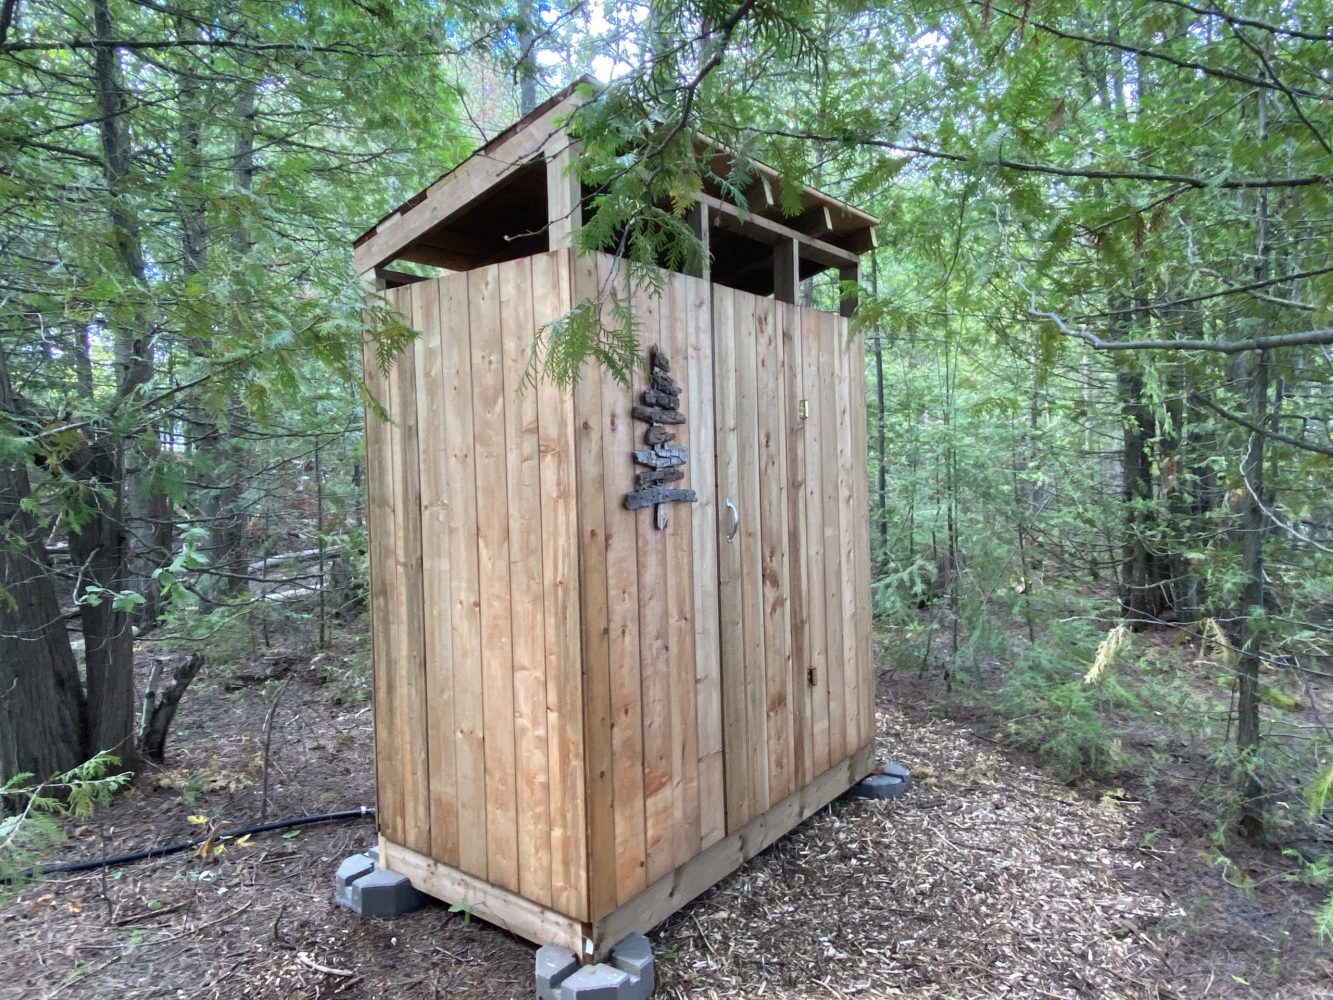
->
(2, 805, 375, 884)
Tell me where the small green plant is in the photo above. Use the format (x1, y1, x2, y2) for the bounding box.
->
(448, 896, 474, 924)
(0, 753, 131, 897)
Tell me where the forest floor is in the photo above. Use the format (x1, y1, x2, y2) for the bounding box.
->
(4, 619, 1331, 1000)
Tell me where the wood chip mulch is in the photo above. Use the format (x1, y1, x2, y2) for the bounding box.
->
(653, 707, 1176, 999)
(7, 683, 1331, 999)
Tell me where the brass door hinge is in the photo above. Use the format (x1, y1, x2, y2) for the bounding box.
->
(797, 399, 809, 421)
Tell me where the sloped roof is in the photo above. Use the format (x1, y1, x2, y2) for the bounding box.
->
(353, 78, 878, 282)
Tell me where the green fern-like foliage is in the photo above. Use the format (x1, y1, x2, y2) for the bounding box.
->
(0, 753, 131, 899)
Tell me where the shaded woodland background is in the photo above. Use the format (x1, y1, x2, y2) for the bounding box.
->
(2, 0, 1331, 950)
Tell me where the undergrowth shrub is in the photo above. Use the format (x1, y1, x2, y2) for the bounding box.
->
(992, 619, 1133, 780)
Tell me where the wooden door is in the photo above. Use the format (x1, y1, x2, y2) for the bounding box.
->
(713, 287, 793, 833)
(712, 286, 872, 836)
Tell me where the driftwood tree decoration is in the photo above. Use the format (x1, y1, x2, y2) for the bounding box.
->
(624, 345, 697, 529)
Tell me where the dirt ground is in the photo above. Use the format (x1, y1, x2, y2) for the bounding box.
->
(4, 628, 1331, 999)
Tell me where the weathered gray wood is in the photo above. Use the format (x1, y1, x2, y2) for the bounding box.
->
(633, 445, 688, 469)
(632, 405, 685, 425)
(649, 346, 670, 372)
(636, 468, 684, 487)
(644, 426, 676, 445)
(641, 388, 679, 409)
(651, 372, 679, 395)
(623, 487, 697, 511)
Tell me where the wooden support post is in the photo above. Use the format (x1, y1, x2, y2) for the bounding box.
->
(687, 203, 710, 283)
(839, 264, 859, 318)
(546, 137, 583, 251)
(773, 238, 799, 305)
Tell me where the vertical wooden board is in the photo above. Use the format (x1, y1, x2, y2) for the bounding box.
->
(663, 273, 701, 868)
(603, 260, 647, 905)
(848, 325, 876, 748)
(470, 264, 519, 893)
(819, 310, 847, 765)
(500, 257, 553, 907)
(800, 311, 830, 776)
(412, 278, 459, 868)
(712, 285, 750, 835)
(379, 287, 407, 848)
(534, 250, 588, 919)
(441, 270, 486, 879)
(835, 320, 860, 755)
(781, 303, 812, 790)
(686, 272, 724, 849)
(631, 273, 675, 885)
(734, 290, 769, 818)
(361, 324, 400, 846)
(573, 251, 616, 921)
(755, 297, 793, 807)
(389, 287, 431, 855)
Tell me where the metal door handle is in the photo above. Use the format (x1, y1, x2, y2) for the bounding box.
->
(725, 498, 739, 543)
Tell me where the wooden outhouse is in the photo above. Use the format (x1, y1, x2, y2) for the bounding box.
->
(355, 81, 878, 962)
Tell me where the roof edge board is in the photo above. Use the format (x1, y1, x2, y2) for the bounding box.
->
(354, 87, 592, 274)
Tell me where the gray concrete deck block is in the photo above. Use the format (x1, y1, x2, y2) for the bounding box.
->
(608, 934, 654, 1000)
(333, 851, 422, 918)
(558, 964, 630, 1000)
(349, 867, 422, 917)
(536, 945, 580, 1000)
(846, 762, 912, 800)
(539, 933, 655, 1000)
(333, 852, 376, 910)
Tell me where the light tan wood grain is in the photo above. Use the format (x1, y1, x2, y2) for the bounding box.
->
(686, 272, 724, 849)
(711, 285, 750, 835)
(411, 278, 458, 866)
(631, 274, 675, 885)
(500, 256, 553, 906)
(835, 318, 860, 756)
(848, 326, 875, 747)
(819, 310, 847, 765)
(388, 286, 431, 854)
(604, 261, 647, 905)
(781, 302, 812, 789)
(572, 251, 616, 922)
(439, 270, 487, 878)
(534, 249, 588, 919)
(662, 275, 701, 868)
(735, 290, 769, 819)
(756, 296, 793, 807)
(801, 310, 831, 776)
(469, 263, 519, 892)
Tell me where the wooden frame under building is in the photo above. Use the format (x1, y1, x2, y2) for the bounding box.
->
(356, 79, 879, 962)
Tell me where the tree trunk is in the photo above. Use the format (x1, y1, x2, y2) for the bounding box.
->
(67, 439, 138, 764)
(1117, 368, 1172, 627)
(0, 348, 87, 784)
(195, 75, 257, 608)
(1235, 347, 1268, 840)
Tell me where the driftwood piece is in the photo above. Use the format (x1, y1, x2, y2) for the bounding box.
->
(631, 404, 685, 425)
(651, 372, 679, 395)
(623, 486, 697, 510)
(644, 425, 676, 445)
(637, 467, 684, 487)
(641, 388, 679, 409)
(649, 345, 670, 372)
(633, 444, 689, 469)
